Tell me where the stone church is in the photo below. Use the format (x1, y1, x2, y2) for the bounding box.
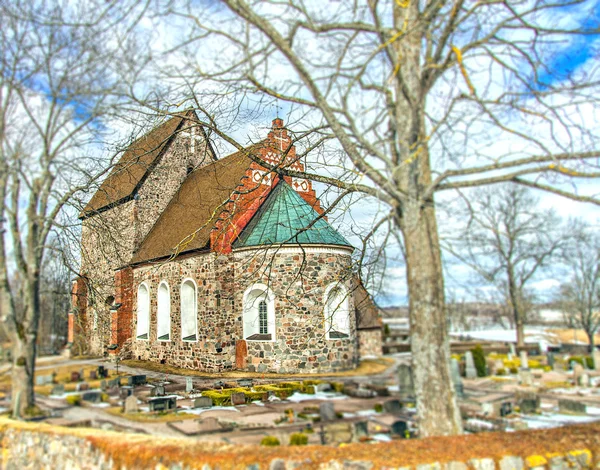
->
(70, 111, 382, 373)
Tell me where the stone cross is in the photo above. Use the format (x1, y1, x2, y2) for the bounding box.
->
(273, 131, 287, 151)
(180, 125, 203, 154)
(464, 351, 477, 379)
(185, 377, 193, 393)
(520, 351, 529, 370)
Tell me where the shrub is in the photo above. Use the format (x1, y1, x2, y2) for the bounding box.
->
(568, 355, 593, 368)
(471, 345, 487, 377)
(496, 368, 507, 376)
(260, 436, 280, 446)
(509, 367, 519, 374)
(289, 433, 308, 446)
(374, 403, 383, 413)
(330, 382, 344, 393)
(383, 324, 391, 336)
(66, 395, 81, 406)
(101, 393, 109, 402)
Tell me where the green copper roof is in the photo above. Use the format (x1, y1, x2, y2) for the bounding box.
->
(233, 181, 352, 249)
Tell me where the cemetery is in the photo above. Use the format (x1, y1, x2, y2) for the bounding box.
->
(1, 345, 598, 450)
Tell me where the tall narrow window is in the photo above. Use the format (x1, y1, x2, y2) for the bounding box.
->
(259, 300, 268, 334)
(157, 281, 170, 341)
(181, 279, 197, 342)
(324, 284, 351, 339)
(136, 283, 150, 340)
(243, 284, 275, 341)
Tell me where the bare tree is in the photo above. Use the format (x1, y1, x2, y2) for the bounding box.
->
(557, 223, 600, 354)
(139, 0, 600, 435)
(0, 0, 147, 417)
(446, 186, 564, 346)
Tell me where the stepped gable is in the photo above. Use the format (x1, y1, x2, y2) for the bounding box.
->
(233, 180, 352, 249)
(81, 111, 205, 217)
(130, 147, 258, 264)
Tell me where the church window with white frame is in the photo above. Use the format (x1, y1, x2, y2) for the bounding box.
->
(136, 283, 150, 340)
(180, 279, 197, 342)
(157, 281, 171, 341)
(324, 283, 351, 339)
(243, 284, 275, 341)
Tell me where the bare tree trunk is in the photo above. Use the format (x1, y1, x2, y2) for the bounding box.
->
(400, 202, 463, 436)
(10, 332, 37, 417)
(507, 270, 525, 347)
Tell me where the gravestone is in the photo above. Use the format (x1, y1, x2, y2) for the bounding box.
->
(128, 375, 146, 386)
(579, 373, 590, 387)
(397, 364, 415, 399)
(353, 421, 369, 439)
(82, 391, 102, 403)
(98, 366, 108, 378)
(500, 401, 513, 417)
(152, 385, 165, 397)
(214, 380, 226, 389)
(108, 378, 120, 388)
(186, 377, 193, 393)
(70, 371, 81, 382)
(517, 393, 539, 414)
(149, 396, 176, 412)
(324, 422, 353, 444)
(120, 386, 134, 399)
(465, 351, 477, 379)
(450, 358, 464, 398)
(391, 420, 409, 436)
(547, 352, 555, 369)
(100, 380, 107, 391)
(558, 399, 586, 414)
(51, 384, 65, 396)
(89, 370, 98, 380)
(76, 382, 90, 392)
(124, 395, 138, 413)
(194, 397, 213, 409)
(518, 368, 533, 386)
(509, 343, 516, 357)
(594, 350, 600, 371)
(573, 364, 584, 384)
(231, 392, 246, 406)
(507, 353, 514, 362)
(382, 399, 402, 414)
(319, 402, 336, 422)
(237, 378, 253, 388)
(519, 351, 529, 370)
(315, 383, 332, 393)
(36, 375, 52, 386)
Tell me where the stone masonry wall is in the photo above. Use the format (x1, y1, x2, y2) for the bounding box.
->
(0, 419, 598, 470)
(233, 247, 358, 374)
(128, 247, 358, 373)
(358, 329, 382, 358)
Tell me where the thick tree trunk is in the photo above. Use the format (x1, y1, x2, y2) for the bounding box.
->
(507, 273, 525, 347)
(400, 203, 463, 437)
(11, 333, 37, 418)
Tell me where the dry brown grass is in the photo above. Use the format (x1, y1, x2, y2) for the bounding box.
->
(120, 357, 394, 379)
(104, 407, 199, 423)
(549, 329, 600, 345)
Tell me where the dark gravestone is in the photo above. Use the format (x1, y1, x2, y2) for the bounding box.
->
(500, 401, 513, 417)
(149, 396, 176, 412)
(237, 378, 253, 388)
(319, 402, 336, 422)
(82, 391, 102, 403)
(391, 420, 409, 436)
(383, 399, 402, 414)
(194, 397, 213, 409)
(98, 366, 108, 378)
(214, 380, 226, 388)
(128, 375, 147, 386)
(70, 372, 81, 382)
(89, 370, 98, 380)
(231, 392, 246, 406)
(151, 385, 166, 397)
(100, 380, 107, 391)
(518, 398, 539, 414)
(558, 399, 587, 414)
(547, 353, 555, 369)
(120, 386, 134, 399)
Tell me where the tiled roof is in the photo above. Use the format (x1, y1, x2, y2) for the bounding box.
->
(233, 181, 352, 249)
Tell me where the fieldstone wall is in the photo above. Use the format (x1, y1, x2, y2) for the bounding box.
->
(128, 246, 358, 373)
(357, 329, 382, 358)
(0, 419, 598, 470)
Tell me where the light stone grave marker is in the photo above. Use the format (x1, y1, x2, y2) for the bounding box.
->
(397, 364, 415, 399)
(76, 382, 89, 392)
(509, 343, 516, 357)
(579, 373, 590, 387)
(231, 392, 246, 406)
(382, 399, 402, 414)
(100, 380, 107, 391)
(465, 351, 477, 379)
(36, 375, 52, 386)
(573, 364, 584, 384)
(186, 377, 193, 393)
(558, 399, 586, 414)
(51, 384, 65, 395)
(194, 397, 213, 409)
(518, 369, 533, 386)
(520, 351, 529, 370)
(124, 395, 138, 413)
(319, 402, 336, 422)
(450, 358, 464, 398)
(152, 385, 165, 397)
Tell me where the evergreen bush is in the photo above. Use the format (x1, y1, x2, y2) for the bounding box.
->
(289, 433, 308, 446)
(471, 345, 487, 377)
(260, 436, 280, 446)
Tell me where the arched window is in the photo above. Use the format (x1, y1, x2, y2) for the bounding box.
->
(324, 283, 351, 339)
(157, 281, 171, 341)
(180, 279, 197, 342)
(243, 284, 275, 341)
(136, 283, 150, 340)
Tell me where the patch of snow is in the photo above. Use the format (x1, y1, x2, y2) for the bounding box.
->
(387, 385, 399, 392)
(466, 418, 495, 429)
(286, 392, 347, 403)
(91, 403, 111, 408)
(356, 409, 379, 417)
(371, 433, 392, 442)
(180, 406, 241, 416)
(522, 412, 600, 429)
